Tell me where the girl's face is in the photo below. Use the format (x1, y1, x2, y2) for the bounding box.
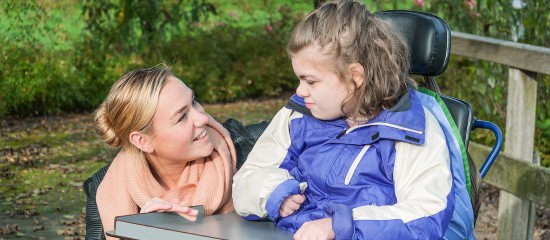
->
(291, 45, 352, 120)
(149, 76, 213, 163)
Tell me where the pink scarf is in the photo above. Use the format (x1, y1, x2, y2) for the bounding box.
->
(98, 117, 236, 238)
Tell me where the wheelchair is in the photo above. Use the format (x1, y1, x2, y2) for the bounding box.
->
(83, 10, 503, 240)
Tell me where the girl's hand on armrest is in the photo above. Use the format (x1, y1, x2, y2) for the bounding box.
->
(140, 197, 199, 221)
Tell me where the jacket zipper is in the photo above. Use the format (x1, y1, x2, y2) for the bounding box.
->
(344, 145, 370, 185)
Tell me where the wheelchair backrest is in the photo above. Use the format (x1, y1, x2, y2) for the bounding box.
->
(377, 10, 480, 238)
(377, 10, 474, 147)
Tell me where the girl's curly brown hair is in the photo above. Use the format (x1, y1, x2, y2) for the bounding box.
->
(287, 0, 416, 119)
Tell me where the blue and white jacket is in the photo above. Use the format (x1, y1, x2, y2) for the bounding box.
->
(233, 89, 475, 239)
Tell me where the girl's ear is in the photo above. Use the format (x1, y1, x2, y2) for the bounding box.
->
(129, 131, 154, 153)
(349, 63, 365, 88)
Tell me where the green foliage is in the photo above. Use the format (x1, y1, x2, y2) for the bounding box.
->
(366, 0, 550, 166)
(162, 5, 298, 102)
(0, 0, 301, 117)
(0, 1, 88, 116)
(81, 0, 215, 56)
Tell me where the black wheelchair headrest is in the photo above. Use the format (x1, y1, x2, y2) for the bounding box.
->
(376, 10, 451, 76)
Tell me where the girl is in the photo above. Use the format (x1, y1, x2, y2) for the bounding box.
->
(233, 0, 468, 239)
(94, 65, 236, 239)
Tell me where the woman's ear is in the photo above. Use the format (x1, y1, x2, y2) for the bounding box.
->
(129, 131, 154, 153)
(349, 63, 365, 88)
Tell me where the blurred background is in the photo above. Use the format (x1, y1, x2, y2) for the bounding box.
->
(0, 0, 548, 239)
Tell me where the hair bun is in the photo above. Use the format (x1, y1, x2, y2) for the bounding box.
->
(94, 103, 121, 148)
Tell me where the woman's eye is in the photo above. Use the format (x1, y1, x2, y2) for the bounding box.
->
(178, 113, 187, 122)
(306, 80, 315, 85)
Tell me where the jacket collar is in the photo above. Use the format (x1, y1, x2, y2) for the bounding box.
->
(287, 88, 426, 145)
(348, 89, 426, 145)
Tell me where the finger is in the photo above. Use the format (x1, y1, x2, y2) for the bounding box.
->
(279, 204, 294, 217)
(291, 194, 306, 204)
(171, 205, 199, 216)
(280, 208, 293, 217)
(140, 201, 172, 213)
(167, 204, 199, 220)
(294, 226, 304, 240)
(178, 213, 198, 222)
(285, 200, 301, 211)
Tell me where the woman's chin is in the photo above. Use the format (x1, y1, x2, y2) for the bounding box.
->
(199, 142, 215, 157)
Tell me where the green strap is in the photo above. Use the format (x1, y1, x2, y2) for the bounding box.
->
(418, 87, 472, 195)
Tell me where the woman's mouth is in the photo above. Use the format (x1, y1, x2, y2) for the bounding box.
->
(193, 129, 207, 141)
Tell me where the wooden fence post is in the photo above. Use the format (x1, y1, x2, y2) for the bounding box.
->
(497, 68, 537, 240)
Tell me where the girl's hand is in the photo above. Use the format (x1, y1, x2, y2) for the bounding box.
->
(294, 218, 335, 240)
(140, 197, 199, 221)
(279, 194, 306, 217)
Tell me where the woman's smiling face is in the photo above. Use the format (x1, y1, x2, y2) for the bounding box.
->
(149, 76, 213, 164)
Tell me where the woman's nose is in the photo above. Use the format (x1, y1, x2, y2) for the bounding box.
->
(193, 109, 209, 127)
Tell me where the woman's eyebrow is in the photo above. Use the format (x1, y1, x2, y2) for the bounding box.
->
(171, 104, 188, 120)
(170, 89, 195, 120)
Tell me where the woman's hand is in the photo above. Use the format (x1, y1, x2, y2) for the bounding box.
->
(279, 194, 306, 217)
(294, 218, 335, 240)
(140, 197, 199, 221)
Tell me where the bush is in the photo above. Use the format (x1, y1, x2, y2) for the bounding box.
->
(0, 1, 301, 115)
(162, 14, 297, 102)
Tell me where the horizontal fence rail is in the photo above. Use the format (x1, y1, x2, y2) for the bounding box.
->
(470, 142, 550, 207)
(451, 31, 550, 75)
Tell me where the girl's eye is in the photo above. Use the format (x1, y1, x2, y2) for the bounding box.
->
(306, 80, 315, 85)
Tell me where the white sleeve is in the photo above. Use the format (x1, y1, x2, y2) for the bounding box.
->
(352, 107, 453, 222)
(232, 107, 300, 218)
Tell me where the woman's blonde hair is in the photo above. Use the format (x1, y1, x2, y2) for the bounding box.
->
(287, 0, 416, 119)
(94, 65, 172, 153)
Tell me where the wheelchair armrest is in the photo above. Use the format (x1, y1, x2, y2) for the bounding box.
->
(473, 120, 503, 178)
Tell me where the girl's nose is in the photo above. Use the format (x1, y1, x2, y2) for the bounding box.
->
(296, 81, 309, 98)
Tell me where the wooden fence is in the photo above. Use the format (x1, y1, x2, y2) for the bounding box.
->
(451, 31, 550, 240)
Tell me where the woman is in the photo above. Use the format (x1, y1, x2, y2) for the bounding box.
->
(93, 65, 236, 239)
